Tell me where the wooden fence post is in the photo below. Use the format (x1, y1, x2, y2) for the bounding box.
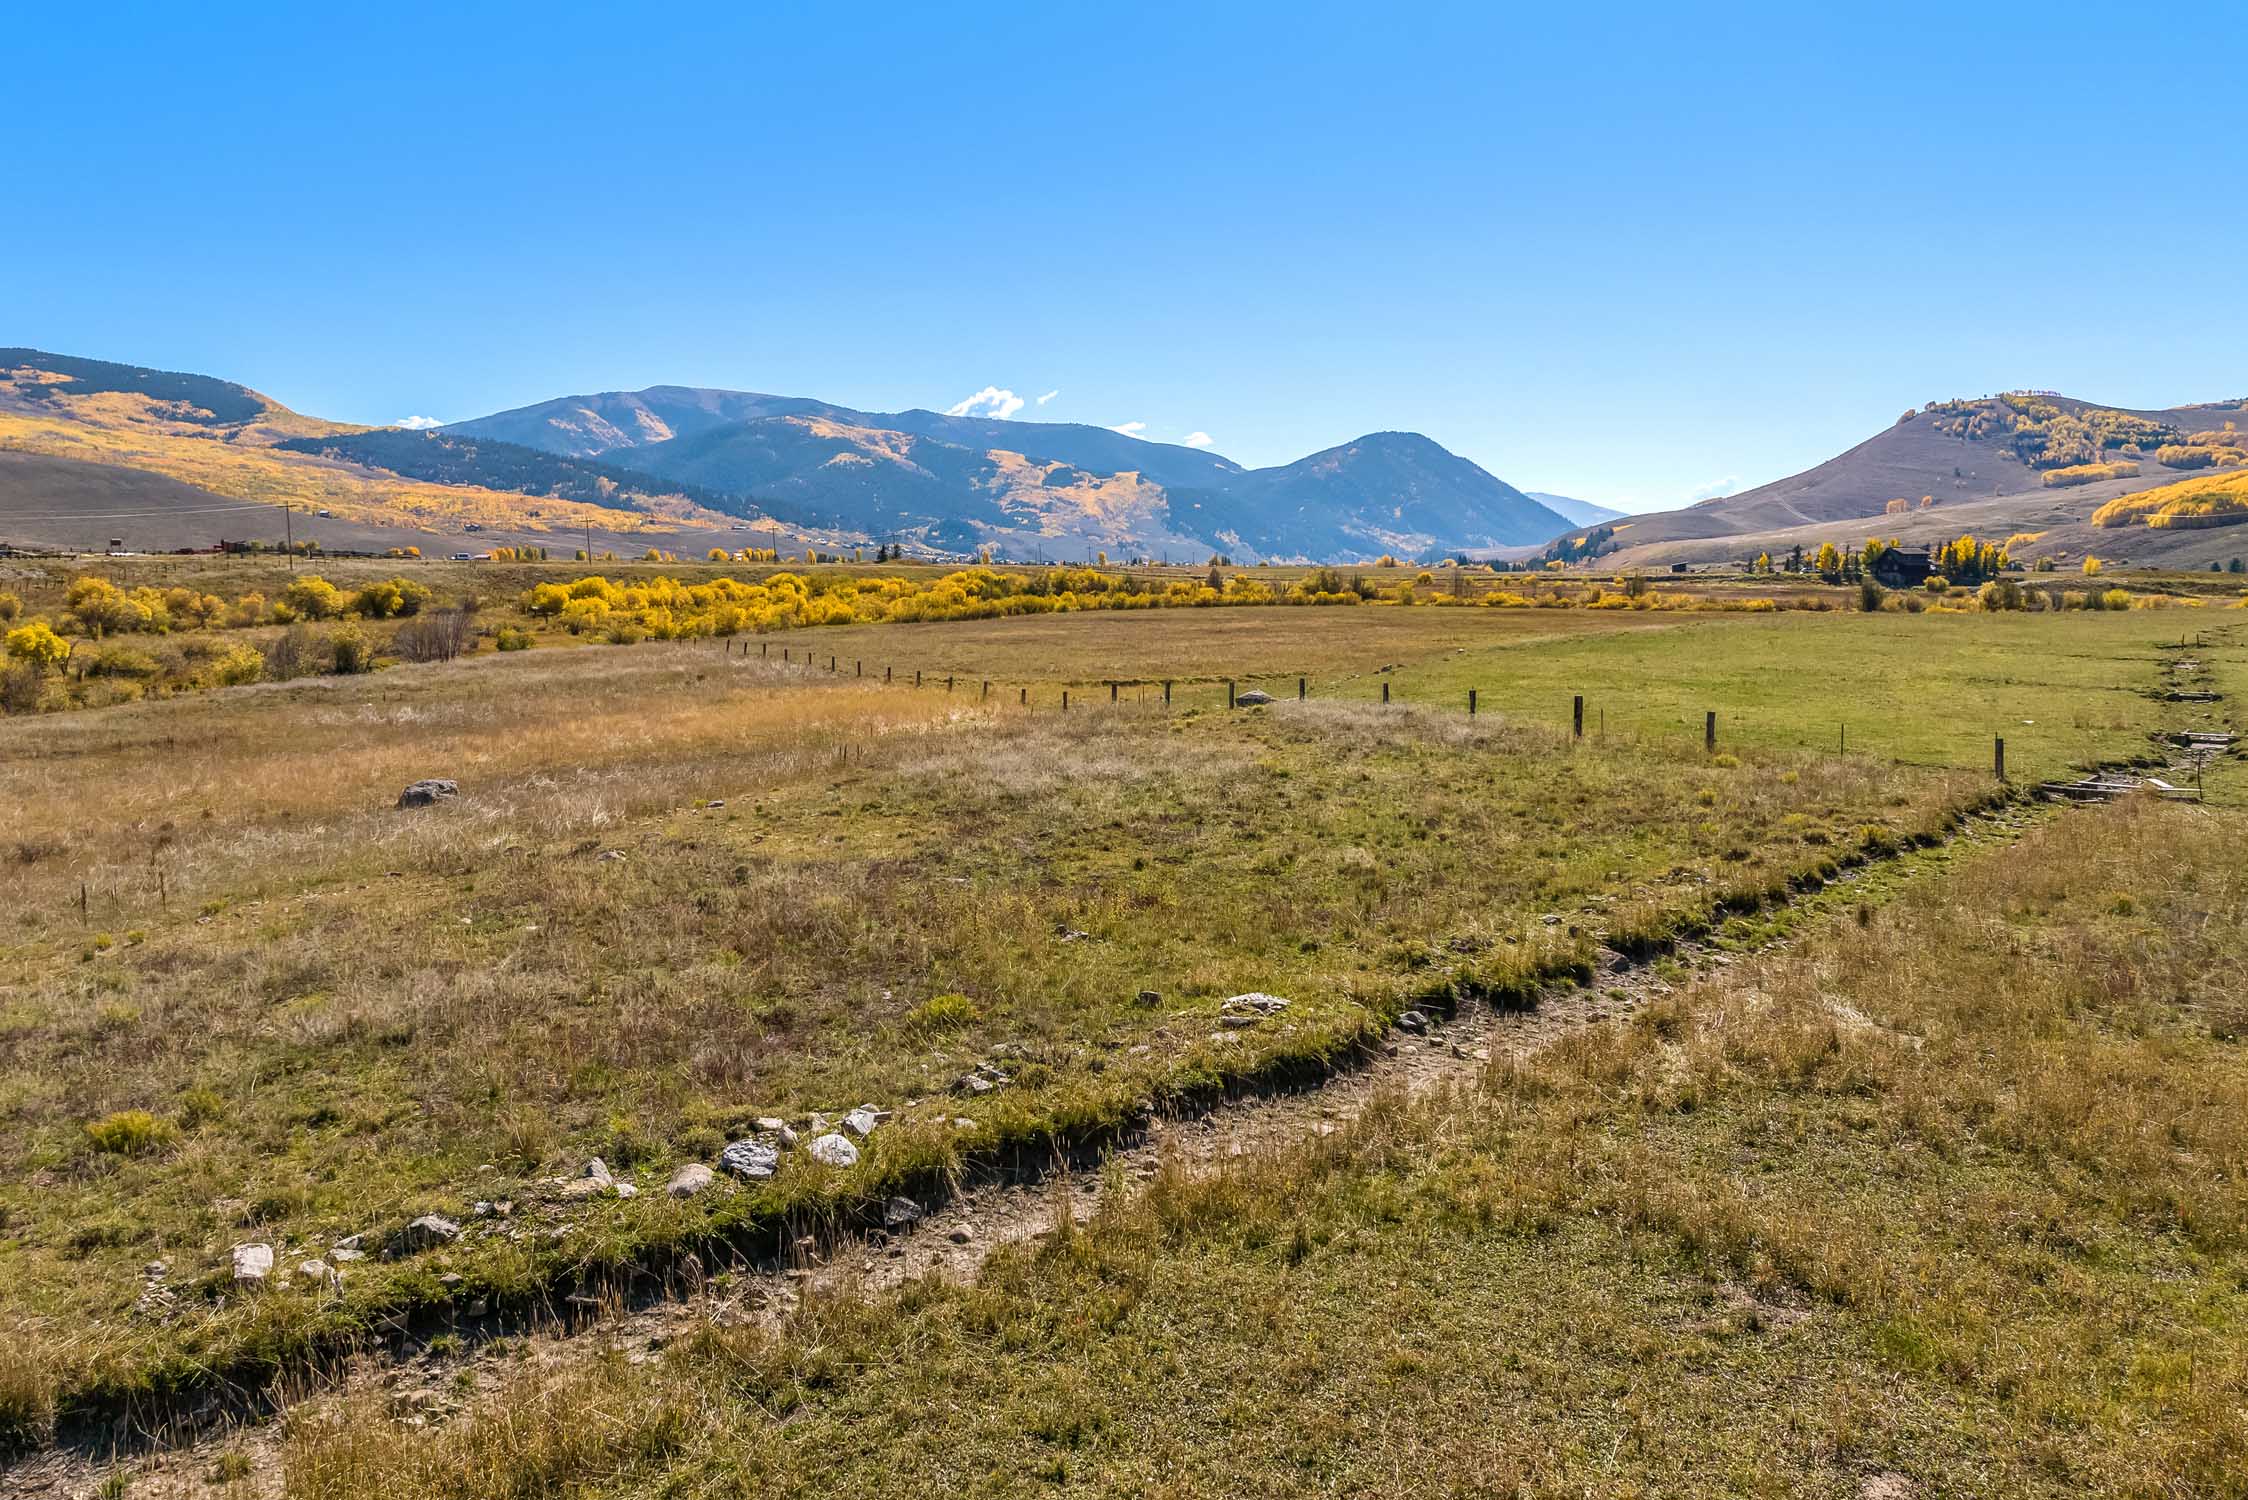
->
(1995, 737, 2006, 780)
(1228, 680, 1236, 709)
(1468, 689, 1477, 716)
(1381, 681, 1390, 704)
(1705, 711, 1716, 753)
(1298, 676, 1306, 700)
(1062, 690, 1070, 711)
(1163, 680, 1172, 704)
(1111, 681, 1119, 702)
(1573, 695, 1584, 739)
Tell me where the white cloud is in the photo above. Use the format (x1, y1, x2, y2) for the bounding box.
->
(394, 415, 444, 430)
(1687, 475, 1740, 501)
(1037, 389, 1060, 406)
(1109, 421, 1147, 439)
(946, 386, 1025, 421)
(1181, 431, 1214, 448)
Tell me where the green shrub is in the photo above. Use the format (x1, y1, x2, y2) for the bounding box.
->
(328, 625, 374, 675)
(907, 992, 982, 1033)
(84, 1109, 174, 1156)
(495, 626, 535, 652)
(84, 645, 163, 680)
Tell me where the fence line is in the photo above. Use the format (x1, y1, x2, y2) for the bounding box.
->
(707, 634, 2027, 780)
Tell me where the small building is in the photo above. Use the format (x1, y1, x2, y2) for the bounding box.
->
(1669, 562, 1689, 574)
(1871, 547, 1933, 588)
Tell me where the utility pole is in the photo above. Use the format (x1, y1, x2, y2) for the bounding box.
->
(284, 503, 295, 571)
(586, 521, 594, 563)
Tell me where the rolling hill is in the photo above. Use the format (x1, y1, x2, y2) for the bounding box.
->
(0, 349, 773, 556)
(1555, 392, 2248, 571)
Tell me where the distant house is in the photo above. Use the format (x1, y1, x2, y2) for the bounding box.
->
(1669, 562, 1689, 574)
(1871, 547, 1934, 588)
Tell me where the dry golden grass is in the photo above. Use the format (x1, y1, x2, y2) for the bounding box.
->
(0, 629, 2000, 1433)
(271, 798, 2248, 1498)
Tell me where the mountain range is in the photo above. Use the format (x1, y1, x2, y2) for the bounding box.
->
(444, 386, 1572, 560)
(5, 347, 2242, 568)
(0, 349, 1577, 561)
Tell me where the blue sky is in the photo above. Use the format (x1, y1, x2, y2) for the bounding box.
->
(11, 2, 2242, 511)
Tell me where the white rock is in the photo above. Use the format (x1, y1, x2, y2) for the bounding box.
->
(808, 1133, 859, 1169)
(667, 1164, 715, 1198)
(231, 1243, 274, 1286)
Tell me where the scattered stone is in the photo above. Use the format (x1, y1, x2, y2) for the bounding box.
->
(614, 1182, 639, 1199)
(1056, 926, 1093, 943)
(1136, 989, 1161, 1005)
(472, 1200, 497, 1218)
(598, 849, 628, 862)
(465, 1297, 490, 1318)
(395, 779, 459, 810)
(295, 1258, 339, 1288)
(842, 1106, 883, 1138)
(583, 1158, 612, 1183)
(331, 1234, 366, 1263)
(231, 1243, 274, 1286)
(667, 1164, 715, 1198)
(752, 1116, 800, 1147)
(1396, 1009, 1430, 1034)
(808, 1132, 859, 1168)
(143, 1260, 168, 1279)
(396, 1215, 461, 1252)
(883, 1196, 925, 1228)
(1223, 992, 1291, 1016)
(1541, 913, 1564, 926)
(953, 1073, 995, 1096)
(1234, 689, 1275, 706)
(948, 1225, 974, 1245)
(1219, 1013, 1260, 1028)
(718, 1140, 779, 1180)
(952, 1117, 978, 1130)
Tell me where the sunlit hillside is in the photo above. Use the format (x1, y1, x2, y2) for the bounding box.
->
(0, 358, 713, 539)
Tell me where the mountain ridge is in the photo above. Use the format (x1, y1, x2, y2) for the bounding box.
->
(448, 385, 1572, 560)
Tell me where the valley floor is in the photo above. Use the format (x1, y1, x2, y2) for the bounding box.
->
(1, 605, 2240, 1496)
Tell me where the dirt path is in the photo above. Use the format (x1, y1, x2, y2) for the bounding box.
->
(2, 795, 2050, 1500)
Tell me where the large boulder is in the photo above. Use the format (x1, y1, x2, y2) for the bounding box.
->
(396, 779, 460, 810)
(1234, 690, 1275, 706)
(807, 1133, 859, 1169)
